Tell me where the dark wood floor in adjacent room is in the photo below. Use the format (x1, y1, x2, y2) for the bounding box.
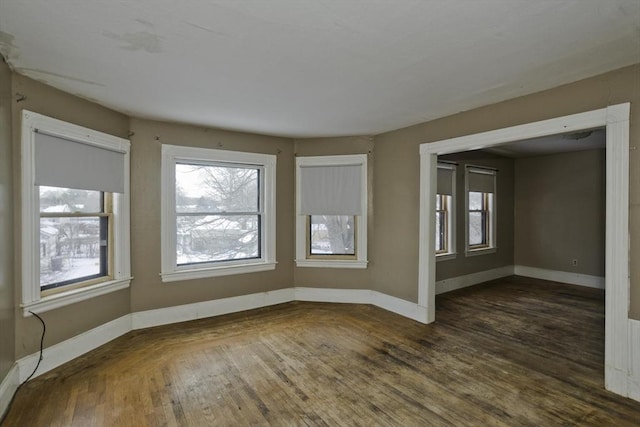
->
(4, 277, 640, 426)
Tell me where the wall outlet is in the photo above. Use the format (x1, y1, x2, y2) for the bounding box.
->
(572, 259, 578, 267)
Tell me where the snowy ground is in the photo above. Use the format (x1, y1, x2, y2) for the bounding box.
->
(40, 256, 101, 287)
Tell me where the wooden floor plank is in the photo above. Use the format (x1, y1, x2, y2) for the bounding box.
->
(3, 276, 640, 426)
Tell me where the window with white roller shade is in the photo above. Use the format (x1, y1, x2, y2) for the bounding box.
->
(20, 110, 131, 315)
(34, 131, 126, 193)
(299, 164, 362, 215)
(295, 154, 367, 268)
(465, 165, 497, 254)
(436, 163, 456, 259)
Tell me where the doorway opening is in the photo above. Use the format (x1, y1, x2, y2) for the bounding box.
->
(418, 104, 630, 397)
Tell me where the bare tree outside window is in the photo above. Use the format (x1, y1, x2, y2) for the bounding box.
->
(309, 215, 355, 255)
(39, 186, 108, 290)
(175, 163, 261, 265)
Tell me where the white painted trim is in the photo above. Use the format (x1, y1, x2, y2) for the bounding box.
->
(294, 287, 428, 323)
(436, 266, 514, 295)
(371, 291, 428, 322)
(295, 154, 368, 268)
(604, 103, 631, 398)
(436, 253, 457, 262)
(161, 262, 276, 282)
(514, 266, 604, 289)
(132, 288, 294, 329)
(294, 287, 370, 304)
(294, 259, 368, 269)
(16, 314, 131, 383)
(21, 278, 131, 316)
(20, 110, 132, 313)
(0, 364, 19, 420)
(160, 144, 277, 282)
(418, 103, 631, 399)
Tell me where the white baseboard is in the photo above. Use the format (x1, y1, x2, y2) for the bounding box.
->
(132, 288, 295, 330)
(436, 265, 514, 295)
(13, 287, 424, 384)
(294, 287, 370, 304)
(17, 314, 131, 383)
(6, 284, 638, 410)
(0, 363, 19, 420)
(371, 291, 428, 322)
(514, 265, 605, 289)
(294, 287, 427, 323)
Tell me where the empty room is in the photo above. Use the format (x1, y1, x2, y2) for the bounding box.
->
(1, 1, 640, 425)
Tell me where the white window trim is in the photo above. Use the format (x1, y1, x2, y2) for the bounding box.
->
(464, 165, 497, 256)
(295, 154, 368, 269)
(20, 110, 132, 316)
(160, 144, 276, 282)
(436, 162, 456, 262)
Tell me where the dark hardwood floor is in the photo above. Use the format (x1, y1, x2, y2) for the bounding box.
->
(4, 277, 640, 426)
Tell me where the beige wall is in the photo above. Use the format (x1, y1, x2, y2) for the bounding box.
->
(374, 64, 639, 318)
(515, 149, 605, 276)
(11, 74, 132, 358)
(435, 153, 515, 281)
(129, 118, 294, 312)
(293, 136, 374, 289)
(6, 63, 640, 361)
(0, 58, 15, 380)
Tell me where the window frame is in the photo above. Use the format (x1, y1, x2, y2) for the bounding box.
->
(21, 110, 131, 316)
(435, 162, 456, 261)
(464, 165, 497, 256)
(435, 194, 448, 254)
(39, 189, 113, 294)
(161, 144, 276, 281)
(295, 154, 367, 269)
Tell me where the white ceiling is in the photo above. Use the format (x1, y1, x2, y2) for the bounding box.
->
(1, 1, 638, 138)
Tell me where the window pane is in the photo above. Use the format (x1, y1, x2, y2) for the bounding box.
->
(176, 163, 259, 213)
(310, 215, 355, 255)
(469, 191, 483, 210)
(469, 212, 486, 246)
(40, 217, 103, 288)
(435, 211, 444, 251)
(39, 186, 102, 213)
(177, 214, 260, 264)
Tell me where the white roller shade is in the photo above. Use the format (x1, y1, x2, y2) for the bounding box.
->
(437, 165, 454, 196)
(299, 164, 362, 215)
(467, 167, 495, 193)
(34, 131, 126, 193)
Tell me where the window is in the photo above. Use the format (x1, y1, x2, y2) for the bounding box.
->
(39, 187, 111, 292)
(436, 163, 456, 260)
(435, 194, 448, 253)
(161, 145, 276, 281)
(465, 166, 496, 255)
(21, 111, 131, 315)
(295, 154, 367, 268)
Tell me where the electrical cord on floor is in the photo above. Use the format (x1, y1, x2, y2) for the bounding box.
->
(0, 311, 46, 426)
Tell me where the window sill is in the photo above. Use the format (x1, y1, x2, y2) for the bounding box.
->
(161, 261, 277, 282)
(465, 247, 497, 257)
(436, 253, 457, 262)
(295, 259, 368, 269)
(22, 278, 132, 316)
